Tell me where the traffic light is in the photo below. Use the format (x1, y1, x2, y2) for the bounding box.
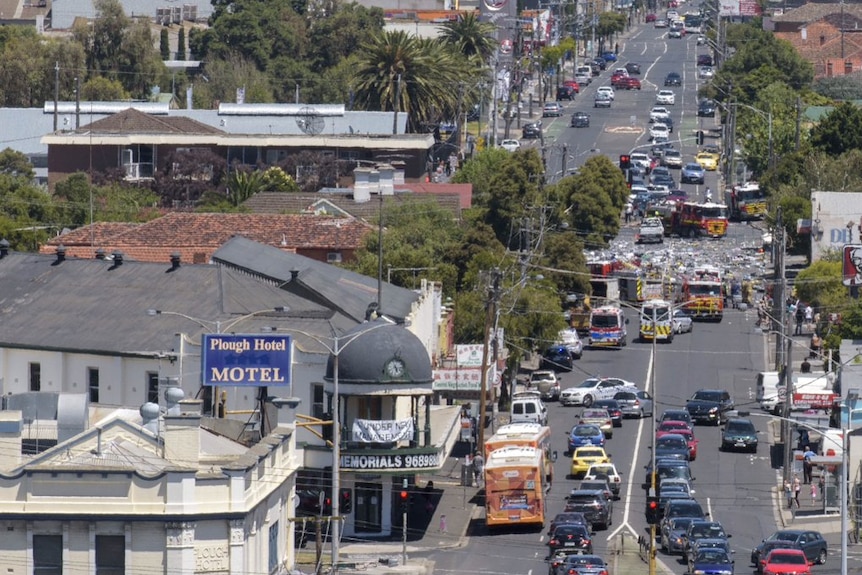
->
(696, 130, 704, 145)
(399, 490, 409, 514)
(322, 496, 332, 516)
(645, 496, 659, 525)
(341, 489, 352, 514)
(619, 154, 631, 171)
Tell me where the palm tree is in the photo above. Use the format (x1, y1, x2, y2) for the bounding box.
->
(351, 30, 469, 132)
(438, 12, 498, 62)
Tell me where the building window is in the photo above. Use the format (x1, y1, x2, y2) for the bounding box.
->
(846, 61, 854, 75)
(268, 521, 279, 573)
(95, 535, 124, 575)
(29, 363, 41, 392)
(147, 373, 159, 404)
(312, 384, 325, 419)
(33, 534, 63, 575)
(88, 368, 100, 403)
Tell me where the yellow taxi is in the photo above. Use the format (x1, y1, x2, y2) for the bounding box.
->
(695, 151, 718, 171)
(570, 446, 610, 478)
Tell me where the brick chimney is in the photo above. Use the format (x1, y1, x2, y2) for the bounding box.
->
(163, 399, 202, 467)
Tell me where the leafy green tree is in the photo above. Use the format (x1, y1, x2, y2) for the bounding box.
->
(0, 149, 34, 180)
(160, 28, 170, 60)
(81, 76, 130, 101)
(262, 167, 300, 193)
(226, 169, 267, 206)
(306, 3, 384, 71)
(53, 173, 92, 226)
(809, 102, 862, 156)
(795, 260, 846, 311)
(541, 231, 591, 298)
(438, 12, 498, 62)
(195, 54, 274, 106)
(735, 82, 800, 177)
(451, 147, 510, 206)
(481, 148, 544, 248)
(73, 0, 129, 82)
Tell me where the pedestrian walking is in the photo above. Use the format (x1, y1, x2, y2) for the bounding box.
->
(784, 479, 793, 509)
(795, 305, 805, 335)
(805, 304, 814, 329)
(472, 451, 485, 488)
(803, 446, 815, 483)
(810, 482, 818, 505)
(625, 203, 633, 223)
(439, 514, 447, 534)
(793, 475, 802, 508)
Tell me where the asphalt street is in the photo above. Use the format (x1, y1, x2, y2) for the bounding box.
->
(420, 13, 841, 575)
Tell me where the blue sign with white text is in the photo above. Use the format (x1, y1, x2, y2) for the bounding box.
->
(201, 334, 292, 387)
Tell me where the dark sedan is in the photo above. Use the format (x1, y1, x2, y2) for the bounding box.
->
(625, 62, 641, 74)
(655, 433, 692, 461)
(547, 523, 592, 554)
(571, 111, 590, 128)
(685, 389, 734, 425)
(523, 121, 543, 139)
(752, 530, 827, 568)
(698, 99, 716, 117)
(592, 399, 623, 427)
(664, 72, 682, 86)
(721, 418, 758, 453)
(550, 554, 608, 575)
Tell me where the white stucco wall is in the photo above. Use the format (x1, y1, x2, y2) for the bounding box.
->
(810, 191, 862, 262)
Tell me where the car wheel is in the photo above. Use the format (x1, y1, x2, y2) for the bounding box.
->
(583, 395, 594, 407)
(818, 549, 827, 565)
(607, 432, 613, 439)
(639, 409, 645, 419)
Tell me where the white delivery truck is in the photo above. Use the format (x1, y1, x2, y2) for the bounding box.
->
(757, 371, 837, 414)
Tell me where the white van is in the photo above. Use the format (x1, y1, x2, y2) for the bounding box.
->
(510, 391, 548, 425)
(757, 371, 837, 413)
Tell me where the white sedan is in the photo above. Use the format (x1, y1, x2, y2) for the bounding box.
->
(596, 86, 616, 101)
(649, 106, 671, 122)
(698, 66, 714, 79)
(500, 139, 521, 152)
(649, 123, 670, 140)
(560, 377, 633, 407)
(656, 90, 676, 105)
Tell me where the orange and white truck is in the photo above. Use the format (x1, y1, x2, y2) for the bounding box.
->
(683, 265, 724, 321)
(668, 201, 728, 238)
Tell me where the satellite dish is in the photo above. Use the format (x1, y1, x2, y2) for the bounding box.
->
(296, 106, 324, 135)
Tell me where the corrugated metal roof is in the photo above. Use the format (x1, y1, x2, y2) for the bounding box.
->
(51, 0, 213, 30)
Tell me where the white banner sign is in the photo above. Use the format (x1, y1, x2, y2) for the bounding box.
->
(351, 418, 414, 443)
(456, 344, 485, 367)
(432, 366, 499, 391)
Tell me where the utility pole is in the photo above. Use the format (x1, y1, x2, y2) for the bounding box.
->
(782, 333, 794, 484)
(649, 304, 658, 575)
(478, 270, 501, 450)
(53, 61, 59, 132)
(392, 74, 402, 135)
(773, 206, 785, 370)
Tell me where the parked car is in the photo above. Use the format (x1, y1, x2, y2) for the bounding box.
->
(664, 72, 682, 86)
(685, 389, 735, 425)
(681, 162, 705, 184)
(541, 345, 574, 372)
(613, 389, 654, 418)
(698, 99, 716, 117)
(571, 111, 591, 128)
(697, 54, 714, 66)
(523, 121, 542, 139)
(500, 139, 521, 152)
(543, 102, 564, 117)
(721, 418, 759, 453)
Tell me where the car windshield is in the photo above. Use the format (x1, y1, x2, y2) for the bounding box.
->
(696, 551, 731, 564)
(669, 502, 703, 516)
(658, 436, 688, 449)
(573, 425, 601, 437)
(591, 314, 620, 327)
(769, 532, 802, 542)
(554, 525, 587, 537)
(660, 421, 688, 431)
(770, 553, 807, 565)
(565, 556, 604, 567)
(692, 524, 726, 538)
(671, 518, 694, 530)
(578, 379, 601, 389)
(692, 391, 723, 402)
(583, 410, 609, 419)
(726, 421, 755, 433)
(577, 449, 605, 458)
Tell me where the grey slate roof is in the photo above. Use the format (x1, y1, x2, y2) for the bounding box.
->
(51, 0, 214, 30)
(0, 249, 355, 356)
(211, 236, 419, 325)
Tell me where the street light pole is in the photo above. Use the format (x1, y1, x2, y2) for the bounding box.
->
(649, 304, 658, 575)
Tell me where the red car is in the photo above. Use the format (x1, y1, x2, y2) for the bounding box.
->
(562, 80, 581, 93)
(619, 77, 641, 90)
(656, 420, 692, 437)
(645, 12, 657, 22)
(763, 549, 812, 575)
(674, 428, 699, 460)
(611, 73, 628, 88)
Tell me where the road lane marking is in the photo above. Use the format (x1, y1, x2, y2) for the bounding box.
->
(707, 496, 713, 520)
(606, 345, 655, 542)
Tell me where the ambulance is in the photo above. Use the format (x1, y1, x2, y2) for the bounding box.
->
(639, 299, 674, 343)
(588, 306, 628, 348)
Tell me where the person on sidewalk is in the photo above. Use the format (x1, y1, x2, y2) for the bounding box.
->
(784, 479, 793, 509)
(795, 305, 805, 335)
(802, 446, 816, 483)
(801, 358, 812, 373)
(793, 474, 802, 508)
(810, 332, 823, 359)
(472, 451, 485, 488)
(810, 482, 817, 505)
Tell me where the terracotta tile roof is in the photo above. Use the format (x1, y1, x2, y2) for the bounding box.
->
(395, 183, 472, 209)
(80, 108, 224, 134)
(39, 222, 141, 253)
(772, 3, 862, 23)
(775, 20, 862, 77)
(41, 213, 372, 263)
(242, 189, 467, 218)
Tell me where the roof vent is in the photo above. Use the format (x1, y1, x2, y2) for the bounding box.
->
(95, 248, 106, 260)
(111, 250, 124, 265)
(0, 239, 9, 259)
(54, 245, 66, 264)
(290, 269, 299, 281)
(170, 252, 181, 271)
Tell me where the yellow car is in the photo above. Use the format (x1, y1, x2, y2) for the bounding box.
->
(695, 151, 718, 171)
(570, 446, 610, 478)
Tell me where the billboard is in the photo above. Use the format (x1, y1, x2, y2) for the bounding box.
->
(201, 334, 292, 387)
(843, 244, 862, 286)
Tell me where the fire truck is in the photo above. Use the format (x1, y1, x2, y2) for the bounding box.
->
(725, 182, 767, 222)
(683, 265, 724, 321)
(668, 201, 729, 238)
